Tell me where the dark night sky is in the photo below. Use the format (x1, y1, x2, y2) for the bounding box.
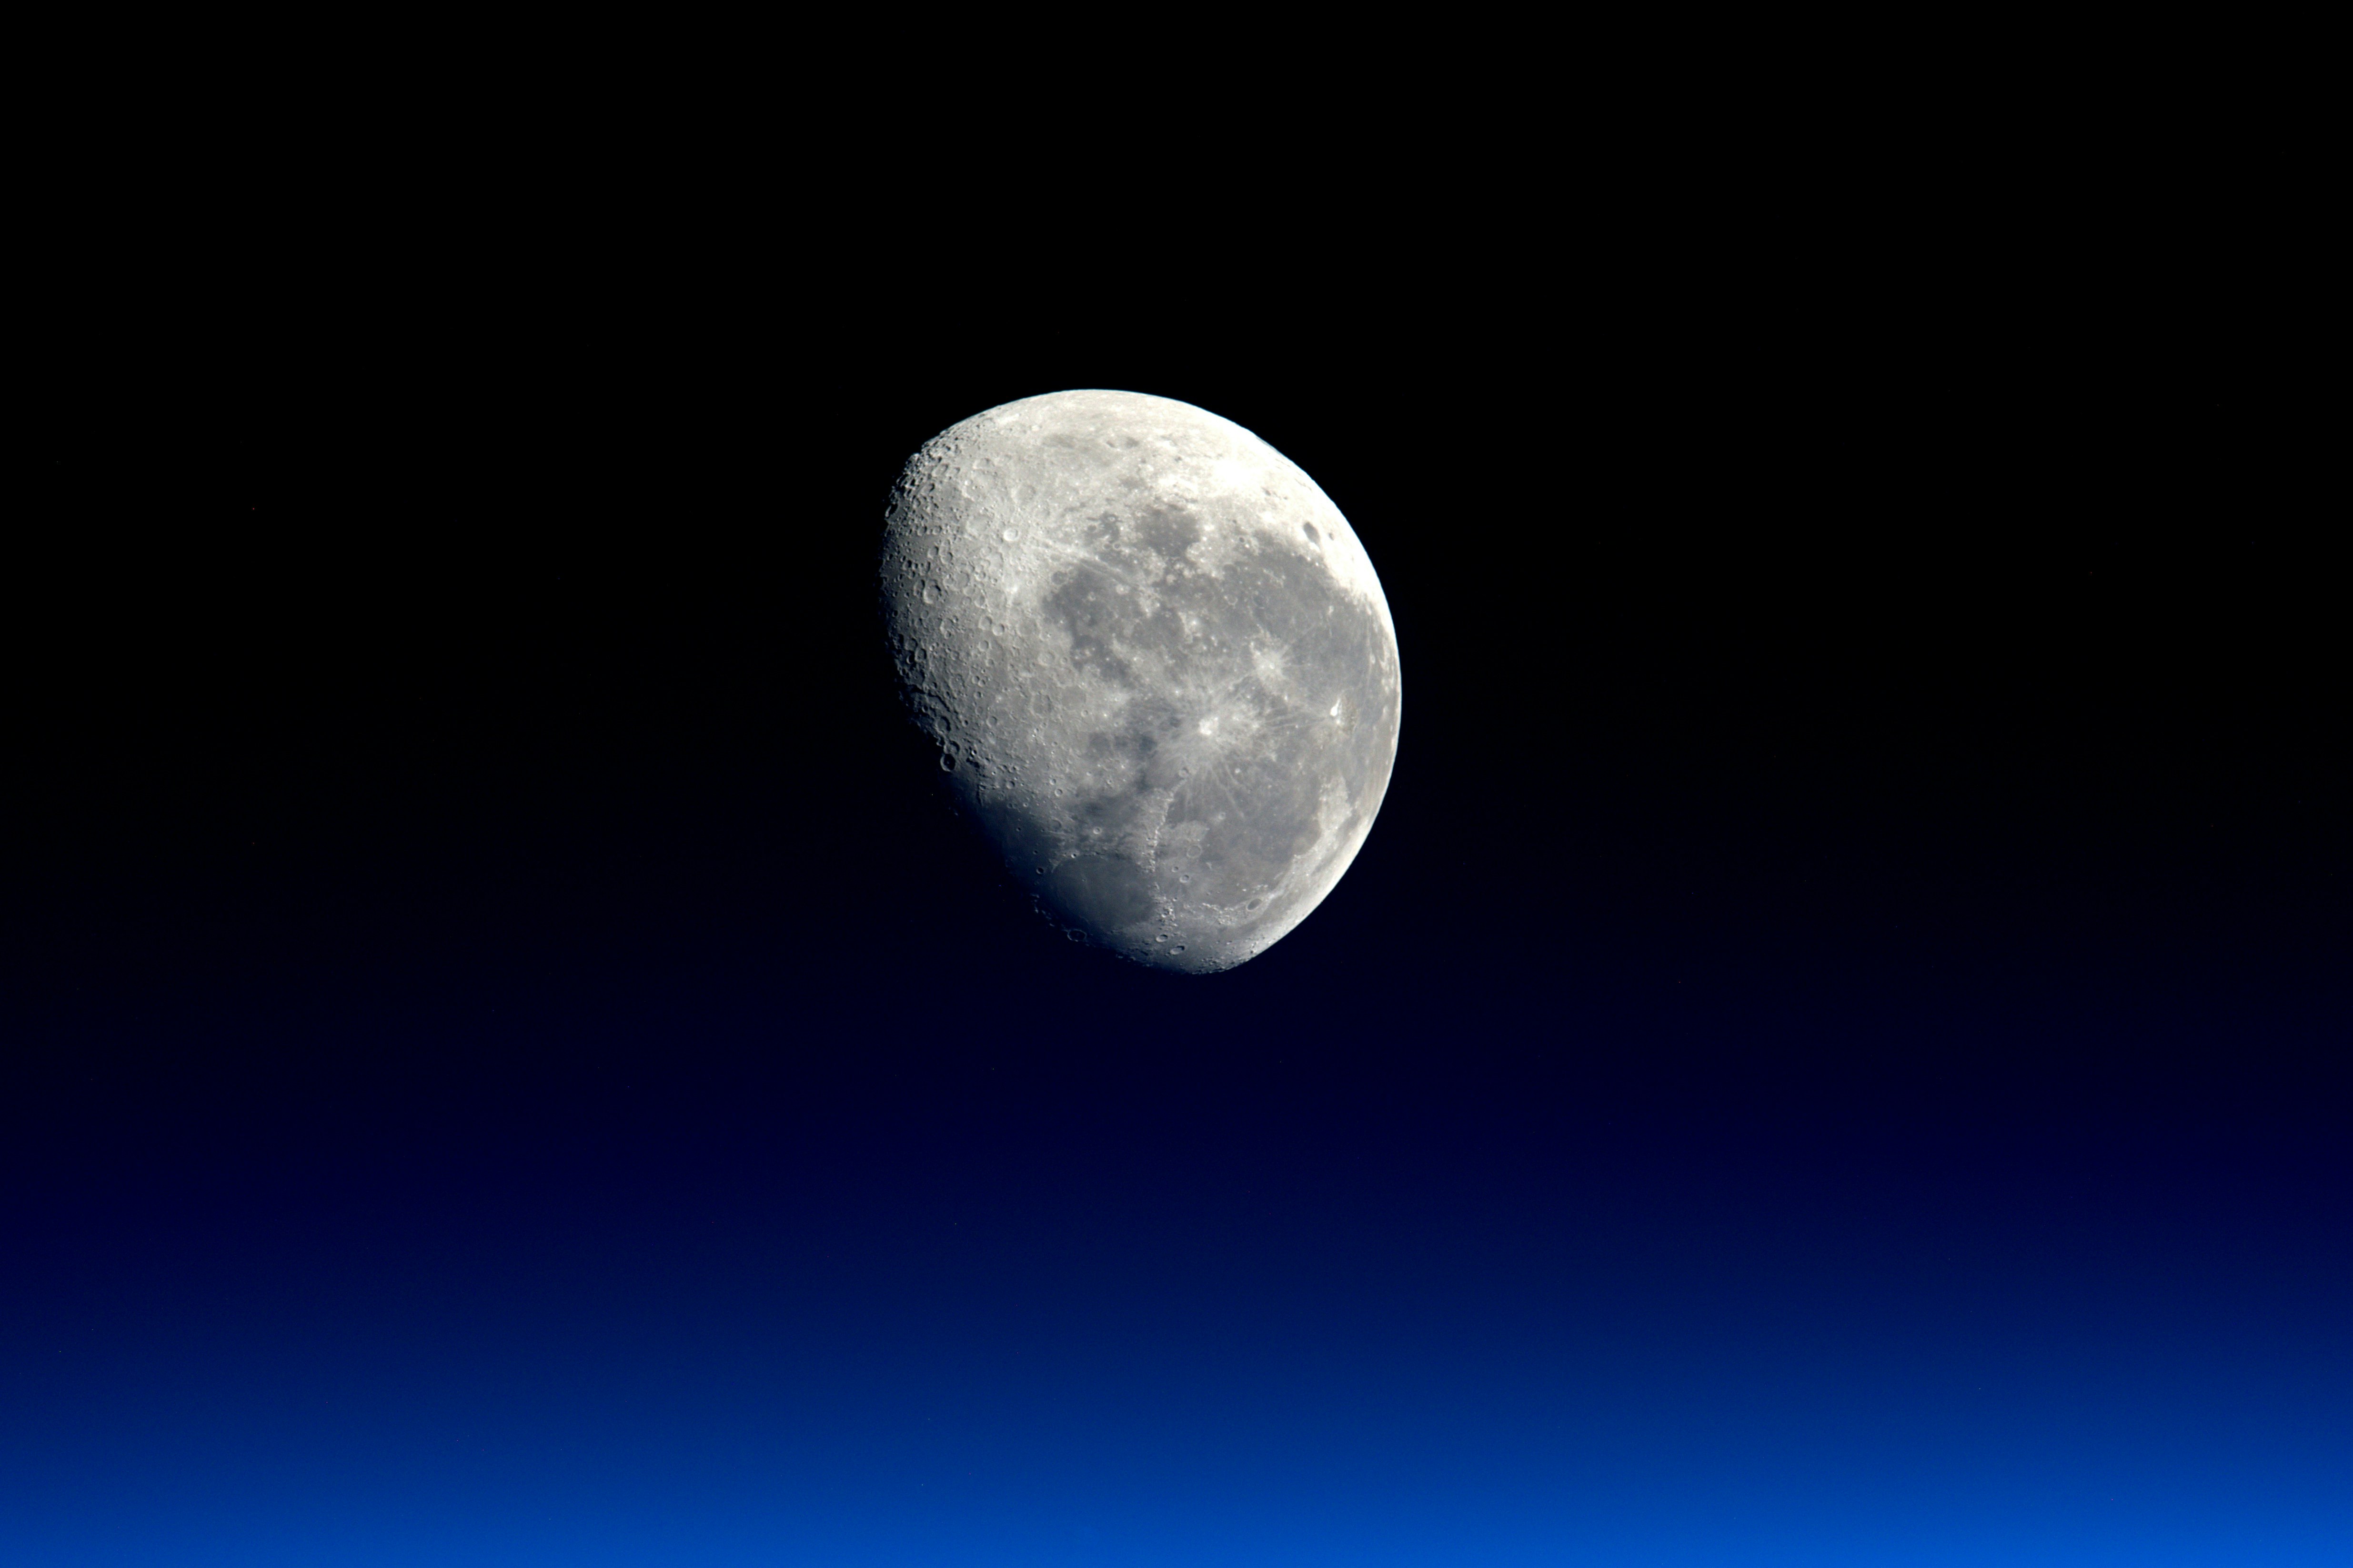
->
(8, 203, 2346, 1564)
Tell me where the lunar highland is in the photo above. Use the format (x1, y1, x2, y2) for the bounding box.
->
(880, 390, 1401, 973)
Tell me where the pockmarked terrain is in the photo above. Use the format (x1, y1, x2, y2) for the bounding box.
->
(880, 390, 1402, 972)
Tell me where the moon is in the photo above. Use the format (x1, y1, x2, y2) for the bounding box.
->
(879, 389, 1401, 973)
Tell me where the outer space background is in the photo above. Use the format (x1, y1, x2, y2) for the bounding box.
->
(7, 264, 2343, 1564)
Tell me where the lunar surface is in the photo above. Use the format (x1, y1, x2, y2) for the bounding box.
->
(879, 390, 1402, 973)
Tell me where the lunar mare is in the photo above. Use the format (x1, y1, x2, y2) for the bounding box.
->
(879, 389, 1401, 973)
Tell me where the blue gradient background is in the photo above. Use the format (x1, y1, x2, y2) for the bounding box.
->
(10, 273, 2343, 1563)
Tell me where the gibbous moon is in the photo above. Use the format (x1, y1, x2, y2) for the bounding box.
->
(880, 390, 1401, 972)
